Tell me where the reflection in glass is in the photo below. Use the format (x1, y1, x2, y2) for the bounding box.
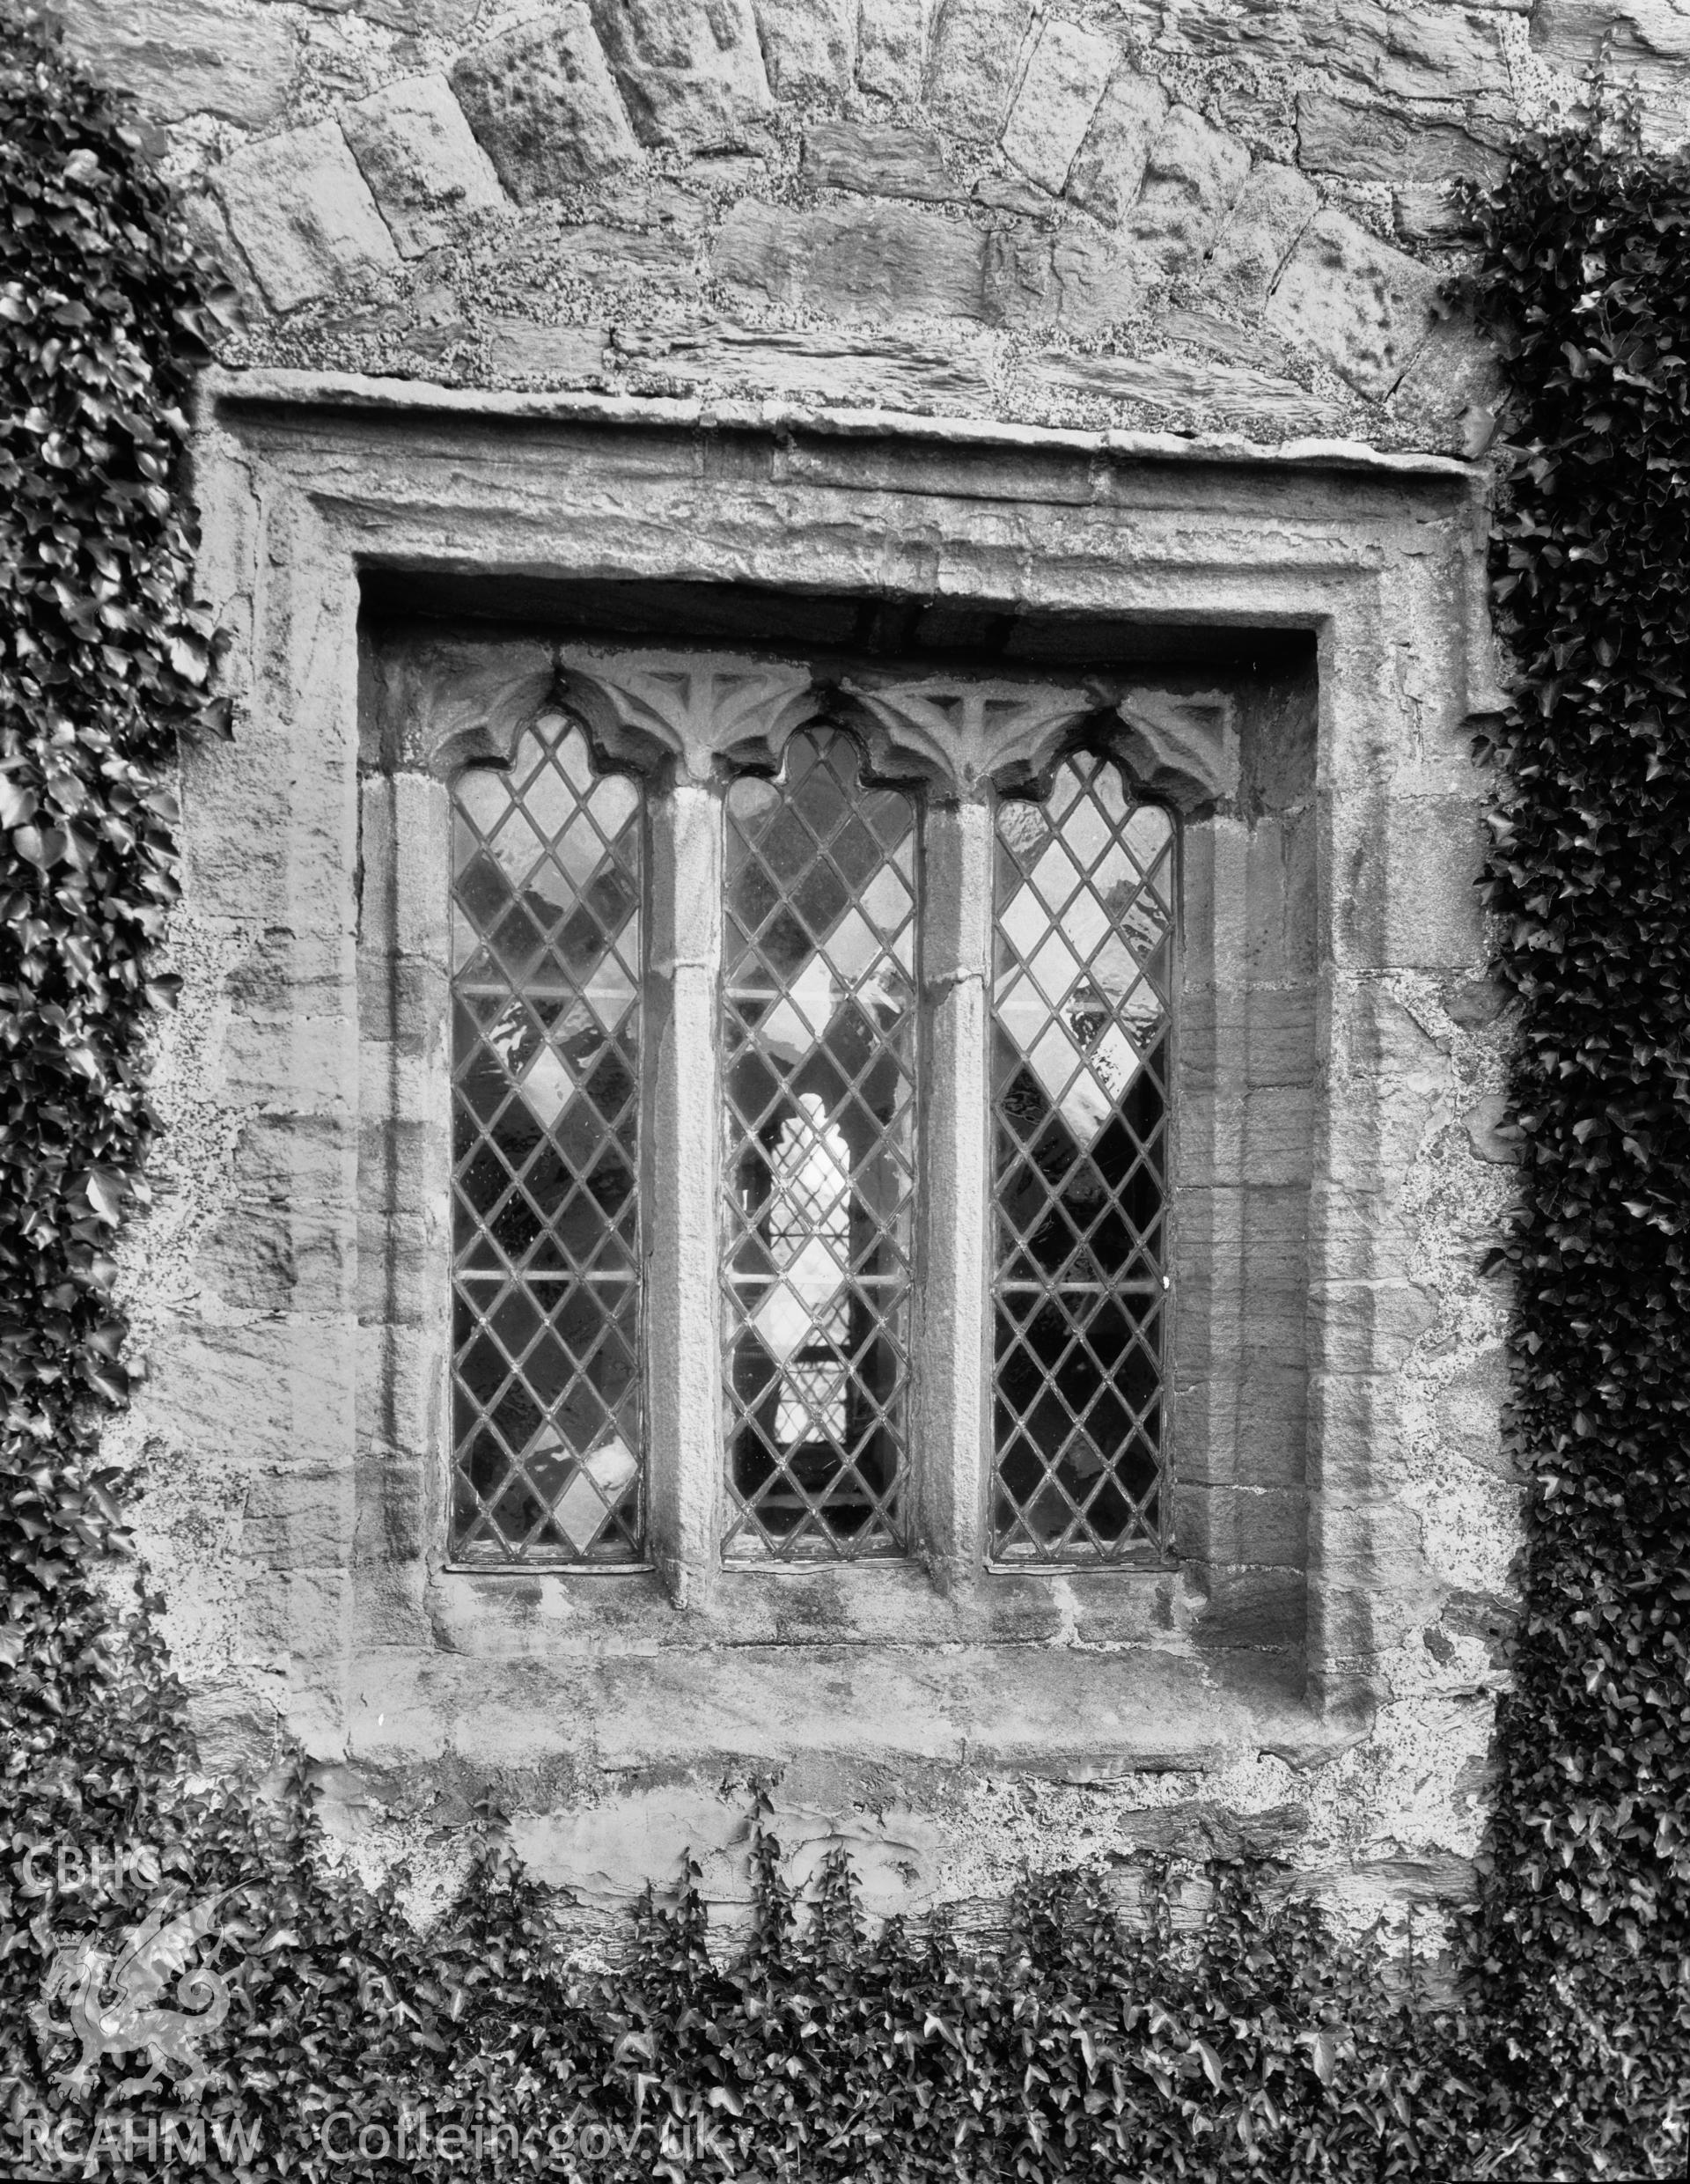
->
(991, 754, 1174, 1562)
(721, 732, 918, 1558)
(448, 720, 644, 1563)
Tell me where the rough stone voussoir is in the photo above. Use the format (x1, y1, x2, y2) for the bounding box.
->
(1124, 106, 1251, 285)
(856, 0, 934, 101)
(1389, 314, 1504, 458)
(215, 120, 402, 315)
(342, 75, 507, 261)
(1265, 208, 1444, 403)
(1198, 160, 1319, 320)
(588, 0, 775, 150)
(1065, 69, 1170, 227)
(452, 7, 641, 204)
(1001, 16, 1114, 195)
(925, 0, 1035, 140)
(751, 0, 857, 101)
(55, 0, 298, 130)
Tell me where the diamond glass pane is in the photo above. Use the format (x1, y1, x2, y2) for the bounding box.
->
(990, 754, 1174, 1563)
(449, 720, 644, 1564)
(722, 731, 918, 1559)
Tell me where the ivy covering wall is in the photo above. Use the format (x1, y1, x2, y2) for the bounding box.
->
(1462, 123, 1690, 2168)
(0, 11, 1685, 2178)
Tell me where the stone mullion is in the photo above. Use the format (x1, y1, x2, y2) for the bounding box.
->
(913, 795, 995, 1594)
(644, 777, 725, 1604)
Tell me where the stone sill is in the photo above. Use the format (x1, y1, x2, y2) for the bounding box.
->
(349, 1640, 1348, 1779)
(422, 1554, 1212, 1658)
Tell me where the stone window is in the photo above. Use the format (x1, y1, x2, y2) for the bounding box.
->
(173, 386, 1496, 1778)
(418, 619, 1245, 1584)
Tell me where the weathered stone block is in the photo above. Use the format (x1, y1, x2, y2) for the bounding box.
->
(1353, 794, 1485, 967)
(630, 325, 993, 409)
(1136, 0, 1382, 70)
(1297, 91, 1508, 188)
(800, 119, 959, 200)
(856, 0, 933, 100)
(216, 121, 401, 314)
(1065, 69, 1169, 226)
(55, 0, 297, 129)
(356, 1173, 443, 1334)
(181, 188, 258, 313)
(752, 0, 856, 100)
(1175, 1483, 1308, 1571)
(244, 1460, 356, 1573)
(1133, 0, 1512, 103)
(1532, 0, 1690, 99)
(713, 200, 985, 320)
(526, 223, 702, 294)
(1192, 1567, 1307, 1651)
(1198, 160, 1318, 318)
(1379, 4, 1513, 103)
(1000, 16, 1113, 195)
(1173, 1358, 1310, 1489)
(1124, 105, 1250, 283)
(925, 0, 1033, 138)
(983, 227, 1139, 334)
(489, 321, 610, 382)
(1389, 315, 1503, 456)
(148, 1320, 358, 1470)
(1309, 1280, 1439, 1380)
(268, 0, 478, 27)
(200, 1119, 351, 1314)
(1265, 208, 1442, 400)
(221, 998, 358, 1113)
(1029, 349, 1336, 433)
(1435, 1347, 1514, 1479)
(1179, 985, 1318, 1097)
(1463, 1091, 1521, 1168)
(342, 76, 506, 261)
(452, 9, 639, 204)
(1392, 185, 1482, 248)
(588, 0, 775, 149)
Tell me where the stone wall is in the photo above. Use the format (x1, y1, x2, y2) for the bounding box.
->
(50, 0, 1667, 452)
(44, 0, 1666, 1957)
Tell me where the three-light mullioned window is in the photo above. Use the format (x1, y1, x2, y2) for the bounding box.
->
(447, 723, 1174, 1570)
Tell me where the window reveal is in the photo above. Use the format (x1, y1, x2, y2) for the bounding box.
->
(991, 754, 1175, 1562)
(447, 722, 645, 1563)
(721, 731, 919, 1559)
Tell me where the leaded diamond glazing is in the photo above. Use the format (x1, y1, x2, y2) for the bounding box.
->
(449, 720, 644, 1563)
(722, 731, 918, 1559)
(991, 754, 1174, 1563)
